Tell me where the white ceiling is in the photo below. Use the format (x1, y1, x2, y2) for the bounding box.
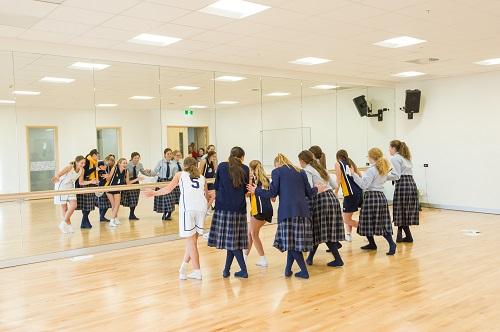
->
(1, 0, 500, 85)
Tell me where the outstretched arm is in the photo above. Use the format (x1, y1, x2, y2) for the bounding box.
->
(145, 172, 181, 197)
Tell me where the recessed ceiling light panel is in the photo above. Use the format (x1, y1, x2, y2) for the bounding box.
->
(374, 36, 426, 48)
(130, 96, 155, 100)
(189, 105, 208, 109)
(214, 75, 247, 82)
(12, 90, 41, 96)
(96, 103, 118, 107)
(0, 99, 16, 104)
(171, 86, 200, 91)
(217, 101, 239, 105)
(311, 84, 339, 90)
(200, 0, 270, 19)
(392, 71, 426, 78)
(69, 62, 110, 71)
(40, 76, 75, 84)
(475, 58, 500, 66)
(266, 92, 290, 96)
(128, 33, 181, 47)
(289, 57, 331, 65)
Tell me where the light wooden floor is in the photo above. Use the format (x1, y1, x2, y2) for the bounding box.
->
(1, 208, 499, 331)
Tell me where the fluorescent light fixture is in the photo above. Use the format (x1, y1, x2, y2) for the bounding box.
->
(130, 95, 155, 100)
(12, 90, 41, 96)
(214, 75, 247, 82)
(0, 99, 15, 104)
(266, 92, 290, 97)
(474, 58, 500, 66)
(69, 62, 110, 71)
(96, 103, 118, 107)
(289, 57, 331, 66)
(40, 76, 75, 84)
(311, 84, 339, 90)
(171, 86, 200, 91)
(392, 71, 426, 78)
(374, 36, 426, 48)
(128, 33, 181, 47)
(217, 101, 239, 105)
(200, 0, 270, 19)
(189, 105, 208, 109)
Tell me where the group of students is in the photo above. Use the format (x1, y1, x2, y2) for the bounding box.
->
(148, 140, 420, 281)
(52, 145, 219, 234)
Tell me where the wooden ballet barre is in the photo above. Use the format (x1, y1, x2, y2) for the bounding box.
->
(0, 178, 216, 203)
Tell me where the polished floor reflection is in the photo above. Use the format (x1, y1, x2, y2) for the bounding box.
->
(1, 209, 499, 331)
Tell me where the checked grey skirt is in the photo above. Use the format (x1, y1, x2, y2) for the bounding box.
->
(357, 191, 392, 236)
(309, 190, 345, 245)
(273, 217, 313, 252)
(393, 175, 419, 226)
(207, 210, 248, 250)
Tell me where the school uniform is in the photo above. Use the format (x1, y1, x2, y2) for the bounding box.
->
(121, 162, 151, 208)
(388, 153, 419, 226)
(207, 162, 249, 251)
(255, 166, 317, 252)
(352, 166, 392, 236)
(303, 165, 345, 245)
(76, 156, 98, 212)
(152, 159, 176, 215)
(337, 160, 363, 213)
(178, 171, 208, 237)
(202, 160, 216, 191)
(107, 166, 127, 194)
(171, 160, 183, 205)
(54, 168, 82, 204)
(96, 165, 112, 210)
(249, 176, 273, 223)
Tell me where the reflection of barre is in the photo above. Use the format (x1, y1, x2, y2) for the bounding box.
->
(0, 178, 216, 203)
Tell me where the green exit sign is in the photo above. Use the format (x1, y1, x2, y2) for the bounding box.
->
(184, 109, 194, 116)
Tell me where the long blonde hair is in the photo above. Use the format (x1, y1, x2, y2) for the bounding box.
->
(368, 148, 391, 176)
(390, 140, 412, 161)
(184, 157, 200, 178)
(274, 153, 300, 172)
(249, 160, 269, 189)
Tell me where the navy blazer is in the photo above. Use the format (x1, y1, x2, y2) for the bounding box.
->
(255, 165, 317, 222)
(214, 162, 249, 214)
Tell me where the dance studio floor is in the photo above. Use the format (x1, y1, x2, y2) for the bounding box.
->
(1, 208, 499, 331)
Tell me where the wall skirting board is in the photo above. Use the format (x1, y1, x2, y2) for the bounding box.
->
(421, 203, 500, 215)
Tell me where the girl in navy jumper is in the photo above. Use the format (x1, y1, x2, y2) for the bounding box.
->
(248, 153, 325, 279)
(245, 160, 274, 268)
(207, 147, 249, 278)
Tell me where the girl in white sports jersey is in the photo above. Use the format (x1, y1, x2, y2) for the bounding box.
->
(145, 157, 208, 280)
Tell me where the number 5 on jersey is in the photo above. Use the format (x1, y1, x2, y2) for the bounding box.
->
(191, 178, 200, 189)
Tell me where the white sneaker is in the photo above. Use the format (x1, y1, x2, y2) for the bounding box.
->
(66, 224, 74, 233)
(256, 256, 268, 267)
(59, 221, 68, 234)
(109, 219, 118, 227)
(345, 234, 352, 242)
(114, 218, 121, 225)
(187, 270, 202, 280)
(244, 254, 248, 263)
(179, 264, 188, 280)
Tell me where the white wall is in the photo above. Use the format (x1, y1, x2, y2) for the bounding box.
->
(395, 71, 500, 213)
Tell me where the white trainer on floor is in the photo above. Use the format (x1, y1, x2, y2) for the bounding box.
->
(187, 270, 202, 280)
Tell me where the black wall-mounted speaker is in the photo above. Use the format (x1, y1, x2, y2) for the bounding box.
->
(405, 89, 421, 113)
(353, 95, 368, 117)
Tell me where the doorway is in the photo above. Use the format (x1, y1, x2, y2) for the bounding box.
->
(166, 126, 209, 157)
(27, 126, 58, 192)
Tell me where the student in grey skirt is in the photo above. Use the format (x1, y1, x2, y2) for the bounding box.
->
(352, 148, 397, 255)
(122, 152, 153, 220)
(388, 140, 419, 243)
(298, 150, 345, 268)
(170, 150, 183, 206)
(208, 146, 249, 279)
(152, 148, 176, 221)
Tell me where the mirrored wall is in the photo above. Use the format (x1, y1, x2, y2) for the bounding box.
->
(0, 50, 397, 265)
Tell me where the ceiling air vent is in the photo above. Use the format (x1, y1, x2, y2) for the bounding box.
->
(32, 0, 66, 4)
(406, 57, 440, 65)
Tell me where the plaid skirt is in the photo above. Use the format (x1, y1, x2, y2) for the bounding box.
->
(172, 186, 181, 205)
(121, 189, 140, 207)
(76, 184, 97, 211)
(274, 217, 313, 252)
(153, 191, 175, 213)
(393, 175, 420, 226)
(309, 190, 345, 245)
(207, 210, 248, 250)
(96, 194, 112, 209)
(357, 191, 392, 236)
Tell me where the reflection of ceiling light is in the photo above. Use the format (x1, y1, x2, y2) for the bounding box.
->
(392, 71, 426, 78)
(289, 57, 331, 65)
(96, 103, 118, 107)
(374, 36, 426, 48)
(68, 62, 110, 70)
(128, 33, 181, 47)
(40, 76, 75, 84)
(171, 86, 200, 91)
(0, 99, 16, 104)
(217, 101, 239, 105)
(214, 75, 247, 82)
(130, 96, 155, 100)
(266, 92, 290, 96)
(189, 105, 208, 109)
(311, 84, 339, 90)
(200, 0, 270, 19)
(474, 58, 500, 66)
(13, 90, 41, 96)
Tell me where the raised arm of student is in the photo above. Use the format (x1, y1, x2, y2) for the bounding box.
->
(145, 172, 181, 197)
(352, 167, 375, 190)
(52, 165, 72, 183)
(78, 169, 99, 186)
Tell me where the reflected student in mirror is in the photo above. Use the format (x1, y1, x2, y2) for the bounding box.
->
(171, 150, 183, 208)
(105, 158, 131, 227)
(96, 155, 115, 222)
(152, 148, 176, 221)
(122, 152, 152, 221)
(76, 149, 100, 229)
(198, 150, 217, 215)
(197, 148, 205, 161)
(200, 144, 216, 161)
(52, 155, 91, 234)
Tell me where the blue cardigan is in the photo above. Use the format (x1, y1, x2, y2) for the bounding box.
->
(214, 162, 249, 214)
(255, 165, 317, 222)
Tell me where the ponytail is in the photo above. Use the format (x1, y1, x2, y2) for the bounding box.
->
(336, 149, 359, 174)
(249, 160, 269, 189)
(228, 146, 246, 188)
(298, 150, 329, 181)
(368, 148, 390, 176)
(274, 153, 300, 172)
(309, 145, 327, 169)
(183, 157, 200, 178)
(390, 140, 412, 161)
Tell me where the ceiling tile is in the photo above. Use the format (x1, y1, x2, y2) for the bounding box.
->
(29, 19, 94, 36)
(102, 15, 165, 32)
(0, 24, 26, 38)
(120, 2, 190, 23)
(190, 30, 241, 43)
(80, 27, 133, 41)
(0, 0, 58, 17)
(46, 6, 114, 25)
(170, 12, 234, 29)
(151, 23, 205, 39)
(63, 0, 140, 14)
(147, 0, 214, 10)
(67, 36, 121, 48)
(19, 29, 74, 43)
